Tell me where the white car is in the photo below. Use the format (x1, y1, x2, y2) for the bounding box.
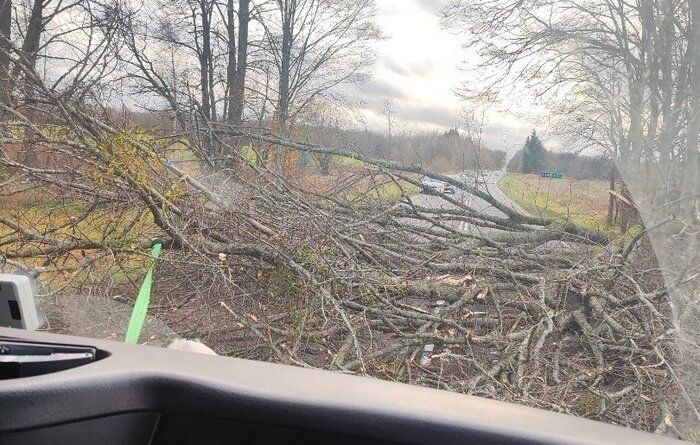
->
(456, 173, 477, 186)
(420, 177, 445, 193)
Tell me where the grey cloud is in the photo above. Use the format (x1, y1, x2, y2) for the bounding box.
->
(414, 0, 447, 13)
(354, 98, 541, 150)
(380, 2, 408, 16)
(398, 104, 460, 128)
(345, 79, 409, 107)
(408, 59, 436, 77)
(382, 57, 410, 76)
(382, 56, 437, 78)
(479, 126, 525, 151)
(362, 79, 406, 99)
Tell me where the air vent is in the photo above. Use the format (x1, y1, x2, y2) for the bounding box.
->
(0, 338, 102, 379)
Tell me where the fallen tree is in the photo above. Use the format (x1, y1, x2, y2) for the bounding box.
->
(0, 106, 688, 439)
(0, 38, 695, 440)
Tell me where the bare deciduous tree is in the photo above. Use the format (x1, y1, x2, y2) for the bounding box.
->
(226, 0, 249, 125)
(255, 0, 379, 171)
(0, 0, 11, 111)
(444, 0, 700, 435)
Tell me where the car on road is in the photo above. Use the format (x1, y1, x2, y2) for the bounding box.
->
(456, 172, 477, 187)
(421, 177, 455, 194)
(420, 176, 445, 193)
(443, 182, 456, 194)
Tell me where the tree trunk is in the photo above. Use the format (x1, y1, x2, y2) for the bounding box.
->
(231, 0, 249, 126)
(682, 0, 700, 221)
(656, 0, 679, 206)
(16, 0, 45, 167)
(19, 0, 44, 69)
(206, 6, 216, 123)
(197, 0, 217, 168)
(224, 0, 236, 124)
(275, 0, 294, 174)
(606, 156, 616, 227)
(199, 0, 212, 121)
(0, 0, 12, 114)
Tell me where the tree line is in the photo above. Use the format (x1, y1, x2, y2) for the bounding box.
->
(507, 130, 613, 180)
(0, 0, 379, 170)
(284, 121, 506, 173)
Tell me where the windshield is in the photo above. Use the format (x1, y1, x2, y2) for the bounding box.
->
(1, 0, 698, 440)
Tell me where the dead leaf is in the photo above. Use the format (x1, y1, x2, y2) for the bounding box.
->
(439, 274, 477, 289)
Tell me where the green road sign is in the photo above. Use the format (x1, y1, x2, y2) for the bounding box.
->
(551, 173, 563, 179)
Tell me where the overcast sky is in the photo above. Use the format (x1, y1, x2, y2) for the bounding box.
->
(346, 0, 557, 154)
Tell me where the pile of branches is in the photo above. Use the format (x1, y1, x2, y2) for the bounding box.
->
(0, 94, 689, 437)
(154, 187, 680, 435)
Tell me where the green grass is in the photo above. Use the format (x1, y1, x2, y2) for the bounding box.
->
(239, 145, 259, 164)
(1, 196, 159, 289)
(237, 145, 368, 168)
(497, 172, 616, 233)
(373, 181, 420, 200)
(333, 155, 367, 167)
(345, 181, 420, 203)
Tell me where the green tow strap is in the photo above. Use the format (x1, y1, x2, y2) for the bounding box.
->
(125, 241, 163, 344)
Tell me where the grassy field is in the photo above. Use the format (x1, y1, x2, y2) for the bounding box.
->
(344, 180, 420, 203)
(1, 140, 411, 289)
(497, 172, 614, 232)
(1, 190, 158, 289)
(238, 145, 368, 168)
(234, 145, 415, 203)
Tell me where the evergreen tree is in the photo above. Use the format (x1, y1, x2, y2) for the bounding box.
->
(521, 130, 545, 173)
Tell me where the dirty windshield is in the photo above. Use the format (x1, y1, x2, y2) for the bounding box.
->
(1, 0, 698, 440)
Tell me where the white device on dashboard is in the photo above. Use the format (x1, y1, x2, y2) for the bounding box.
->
(0, 273, 45, 330)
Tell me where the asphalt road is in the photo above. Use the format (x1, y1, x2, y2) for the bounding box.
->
(411, 170, 530, 365)
(408, 170, 529, 237)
